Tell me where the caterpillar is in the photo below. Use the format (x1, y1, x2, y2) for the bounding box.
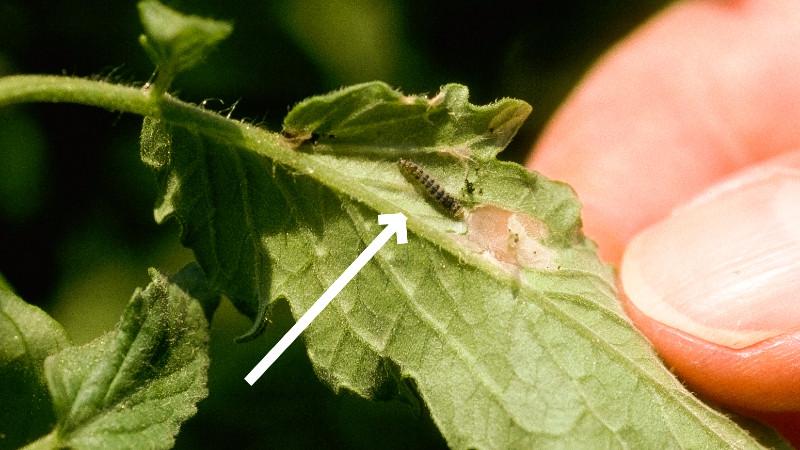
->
(398, 159, 465, 219)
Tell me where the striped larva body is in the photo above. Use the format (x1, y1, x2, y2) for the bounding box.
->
(398, 159, 465, 219)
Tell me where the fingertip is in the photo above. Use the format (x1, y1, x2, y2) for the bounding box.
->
(623, 294, 800, 412)
(527, 0, 800, 260)
(525, 0, 800, 441)
(622, 295, 800, 447)
(577, 201, 625, 265)
(620, 159, 800, 413)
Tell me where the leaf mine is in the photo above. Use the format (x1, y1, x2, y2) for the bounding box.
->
(459, 205, 557, 274)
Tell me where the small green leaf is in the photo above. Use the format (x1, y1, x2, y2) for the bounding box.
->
(0, 287, 69, 449)
(37, 267, 212, 450)
(282, 82, 531, 160)
(141, 82, 777, 448)
(137, 0, 232, 93)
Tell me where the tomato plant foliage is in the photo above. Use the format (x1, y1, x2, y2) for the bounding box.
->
(0, 1, 789, 449)
(1, 266, 215, 449)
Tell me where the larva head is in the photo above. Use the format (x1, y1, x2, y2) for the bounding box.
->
(398, 159, 420, 175)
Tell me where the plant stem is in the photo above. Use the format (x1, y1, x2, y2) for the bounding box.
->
(0, 74, 338, 185)
(0, 75, 157, 116)
(0, 74, 288, 159)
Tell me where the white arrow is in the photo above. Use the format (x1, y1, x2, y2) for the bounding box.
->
(245, 213, 408, 385)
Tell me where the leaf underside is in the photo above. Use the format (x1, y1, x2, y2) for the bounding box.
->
(140, 82, 773, 449)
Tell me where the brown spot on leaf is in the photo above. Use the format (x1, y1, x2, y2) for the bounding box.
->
(280, 129, 314, 148)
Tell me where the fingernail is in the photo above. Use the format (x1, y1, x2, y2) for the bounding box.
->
(621, 167, 800, 349)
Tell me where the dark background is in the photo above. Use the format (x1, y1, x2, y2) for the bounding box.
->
(0, 1, 671, 448)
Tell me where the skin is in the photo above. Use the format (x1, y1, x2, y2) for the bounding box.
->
(527, 0, 800, 444)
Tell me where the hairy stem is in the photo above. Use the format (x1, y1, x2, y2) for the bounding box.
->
(0, 75, 290, 162)
(0, 75, 157, 116)
(0, 75, 245, 138)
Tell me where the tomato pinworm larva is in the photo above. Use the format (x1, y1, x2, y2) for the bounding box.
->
(398, 159, 465, 219)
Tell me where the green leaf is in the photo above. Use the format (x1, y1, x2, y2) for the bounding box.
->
(0, 287, 69, 449)
(34, 267, 212, 450)
(282, 82, 530, 161)
(137, 0, 232, 93)
(141, 81, 777, 448)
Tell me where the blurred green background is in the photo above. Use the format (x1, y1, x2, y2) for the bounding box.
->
(0, 1, 671, 448)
